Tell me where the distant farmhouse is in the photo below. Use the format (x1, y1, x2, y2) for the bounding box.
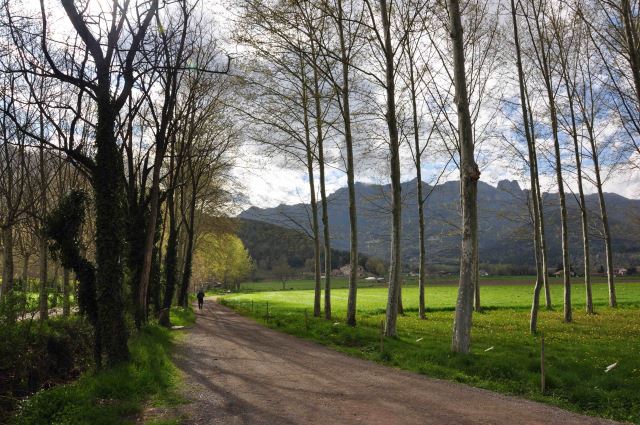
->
(337, 264, 365, 278)
(616, 268, 628, 276)
(552, 269, 577, 277)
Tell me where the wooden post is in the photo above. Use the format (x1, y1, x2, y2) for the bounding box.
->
(304, 308, 309, 331)
(380, 320, 385, 353)
(540, 333, 545, 394)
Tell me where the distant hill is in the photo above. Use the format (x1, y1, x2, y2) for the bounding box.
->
(239, 179, 640, 270)
(237, 218, 369, 274)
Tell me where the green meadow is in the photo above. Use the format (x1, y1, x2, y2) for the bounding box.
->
(221, 281, 640, 423)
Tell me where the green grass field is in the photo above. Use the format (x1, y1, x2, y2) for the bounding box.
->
(235, 275, 639, 292)
(221, 281, 640, 423)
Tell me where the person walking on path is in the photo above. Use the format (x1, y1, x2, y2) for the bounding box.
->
(197, 288, 205, 310)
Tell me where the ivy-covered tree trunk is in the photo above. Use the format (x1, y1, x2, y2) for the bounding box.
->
(93, 108, 129, 365)
(46, 190, 102, 368)
(62, 268, 70, 317)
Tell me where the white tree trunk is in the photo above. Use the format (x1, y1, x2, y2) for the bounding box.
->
(449, 0, 480, 354)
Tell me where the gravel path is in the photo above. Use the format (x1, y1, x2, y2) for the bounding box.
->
(172, 298, 619, 425)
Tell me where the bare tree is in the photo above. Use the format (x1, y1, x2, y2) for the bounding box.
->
(450, 0, 480, 353)
(551, 10, 594, 313)
(136, 0, 193, 326)
(572, 25, 619, 306)
(510, 0, 546, 333)
(6, 0, 159, 363)
(330, 0, 359, 326)
(522, 0, 573, 323)
(0, 75, 29, 314)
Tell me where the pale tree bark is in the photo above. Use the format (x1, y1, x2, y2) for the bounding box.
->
(588, 129, 616, 307)
(319, 121, 331, 321)
(409, 57, 427, 318)
(306, 155, 321, 318)
(416, 167, 427, 319)
(573, 26, 618, 308)
(510, 0, 544, 333)
(298, 60, 322, 317)
(378, 0, 403, 337)
(525, 93, 552, 309)
(236, 0, 327, 317)
(532, 130, 551, 310)
(566, 95, 593, 314)
(525, 0, 572, 322)
(539, 191, 552, 309)
(403, 32, 427, 319)
(450, 0, 480, 353)
(334, 0, 359, 327)
(553, 19, 593, 314)
(315, 35, 332, 323)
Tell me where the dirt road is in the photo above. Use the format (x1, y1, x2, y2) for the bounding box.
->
(172, 299, 618, 425)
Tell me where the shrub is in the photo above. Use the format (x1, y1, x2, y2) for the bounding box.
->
(0, 315, 93, 420)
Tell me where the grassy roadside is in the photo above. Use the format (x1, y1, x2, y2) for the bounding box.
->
(221, 283, 640, 424)
(12, 307, 195, 425)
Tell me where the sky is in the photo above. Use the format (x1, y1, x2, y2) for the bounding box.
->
(222, 0, 640, 211)
(22, 0, 640, 210)
(234, 147, 640, 210)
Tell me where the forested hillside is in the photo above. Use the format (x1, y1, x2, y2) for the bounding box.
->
(237, 219, 371, 274)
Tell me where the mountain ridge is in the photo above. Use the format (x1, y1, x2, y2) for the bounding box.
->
(240, 179, 640, 269)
